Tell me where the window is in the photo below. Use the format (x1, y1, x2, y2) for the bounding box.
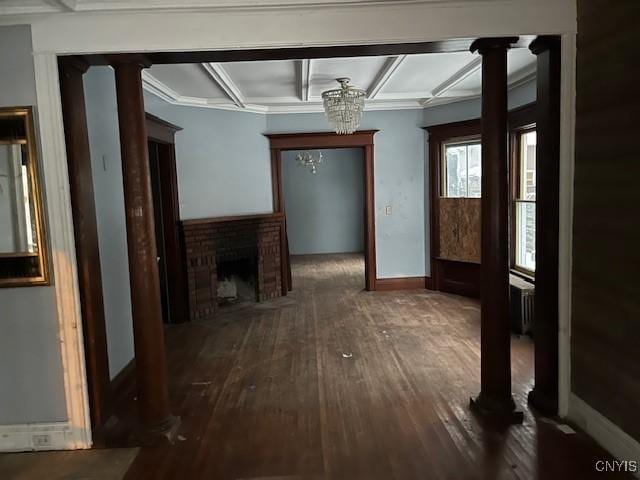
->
(442, 140, 481, 198)
(513, 130, 536, 273)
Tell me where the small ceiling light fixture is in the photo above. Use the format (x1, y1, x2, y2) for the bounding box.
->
(296, 151, 323, 174)
(322, 77, 366, 135)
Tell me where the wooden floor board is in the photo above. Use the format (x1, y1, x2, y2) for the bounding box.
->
(108, 253, 632, 480)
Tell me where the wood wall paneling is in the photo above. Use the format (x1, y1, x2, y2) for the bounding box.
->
(438, 198, 481, 263)
(572, 0, 640, 441)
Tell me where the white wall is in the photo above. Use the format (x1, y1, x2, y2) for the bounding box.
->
(139, 80, 535, 280)
(84, 67, 135, 380)
(0, 25, 67, 425)
(283, 148, 364, 255)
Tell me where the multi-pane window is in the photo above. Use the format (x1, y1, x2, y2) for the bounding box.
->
(442, 140, 481, 198)
(514, 130, 536, 273)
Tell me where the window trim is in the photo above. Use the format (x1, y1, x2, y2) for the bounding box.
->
(425, 119, 481, 293)
(508, 103, 537, 278)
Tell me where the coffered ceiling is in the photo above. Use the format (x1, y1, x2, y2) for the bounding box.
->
(142, 48, 536, 114)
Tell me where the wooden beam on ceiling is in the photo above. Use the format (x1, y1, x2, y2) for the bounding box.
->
(202, 62, 246, 108)
(367, 55, 406, 99)
(80, 37, 535, 66)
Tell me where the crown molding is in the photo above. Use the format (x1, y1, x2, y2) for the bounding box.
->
(507, 63, 537, 90)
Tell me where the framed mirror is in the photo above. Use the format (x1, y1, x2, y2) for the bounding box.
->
(0, 106, 49, 287)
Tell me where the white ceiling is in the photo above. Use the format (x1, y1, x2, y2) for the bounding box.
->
(143, 49, 536, 114)
(0, 0, 536, 115)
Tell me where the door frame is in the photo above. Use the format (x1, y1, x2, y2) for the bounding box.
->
(266, 130, 377, 292)
(145, 113, 190, 323)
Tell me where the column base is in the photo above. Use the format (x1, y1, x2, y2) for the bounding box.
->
(144, 414, 182, 443)
(528, 388, 558, 416)
(470, 393, 524, 424)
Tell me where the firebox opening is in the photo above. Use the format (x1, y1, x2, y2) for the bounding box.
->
(216, 257, 258, 305)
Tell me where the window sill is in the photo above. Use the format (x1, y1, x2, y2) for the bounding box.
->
(510, 268, 535, 285)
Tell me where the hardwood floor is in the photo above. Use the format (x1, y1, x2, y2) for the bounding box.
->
(112, 254, 630, 479)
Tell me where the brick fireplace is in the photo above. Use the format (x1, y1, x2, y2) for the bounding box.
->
(181, 213, 284, 321)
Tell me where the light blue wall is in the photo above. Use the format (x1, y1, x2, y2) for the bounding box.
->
(84, 67, 135, 380)
(143, 94, 272, 219)
(266, 79, 535, 279)
(282, 148, 364, 255)
(268, 109, 429, 278)
(0, 25, 67, 424)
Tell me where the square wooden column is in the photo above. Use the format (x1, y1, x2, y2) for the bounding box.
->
(469, 37, 523, 422)
(59, 58, 113, 429)
(528, 36, 561, 415)
(112, 57, 176, 432)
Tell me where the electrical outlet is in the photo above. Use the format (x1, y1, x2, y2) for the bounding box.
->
(32, 434, 51, 448)
(385, 205, 392, 216)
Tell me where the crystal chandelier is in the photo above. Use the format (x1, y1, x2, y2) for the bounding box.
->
(296, 151, 323, 174)
(322, 77, 366, 135)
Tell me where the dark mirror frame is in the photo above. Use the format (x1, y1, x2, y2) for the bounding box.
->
(0, 106, 50, 287)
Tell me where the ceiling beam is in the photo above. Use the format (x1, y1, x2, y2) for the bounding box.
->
(202, 63, 246, 108)
(421, 56, 482, 105)
(297, 59, 312, 102)
(367, 55, 406, 99)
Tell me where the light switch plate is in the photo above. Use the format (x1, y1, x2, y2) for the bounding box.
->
(385, 205, 392, 215)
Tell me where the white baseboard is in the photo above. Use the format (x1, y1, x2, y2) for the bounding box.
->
(0, 422, 90, 452)
(569, 394, 640, 477)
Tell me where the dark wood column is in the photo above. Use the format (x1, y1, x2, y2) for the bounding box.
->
(270, 147, 290, 295)
(363, 143, 376, 292)
(59, 58, 113, 428)
(469, 37, 523, 422)
(528, 36, 561, 415)
(112, 57, 174, 431)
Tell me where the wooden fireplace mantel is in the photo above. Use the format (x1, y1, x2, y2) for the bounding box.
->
(181, 212, 284, 227)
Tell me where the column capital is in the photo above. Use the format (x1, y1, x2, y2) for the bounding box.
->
(108, 53, 152, 69)
(529, 35, 561, 55)
(58, 56, 90, 75)
(470, 37, 519, 55)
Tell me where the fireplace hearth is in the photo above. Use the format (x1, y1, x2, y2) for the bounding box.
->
(182, 213, 284, 320)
